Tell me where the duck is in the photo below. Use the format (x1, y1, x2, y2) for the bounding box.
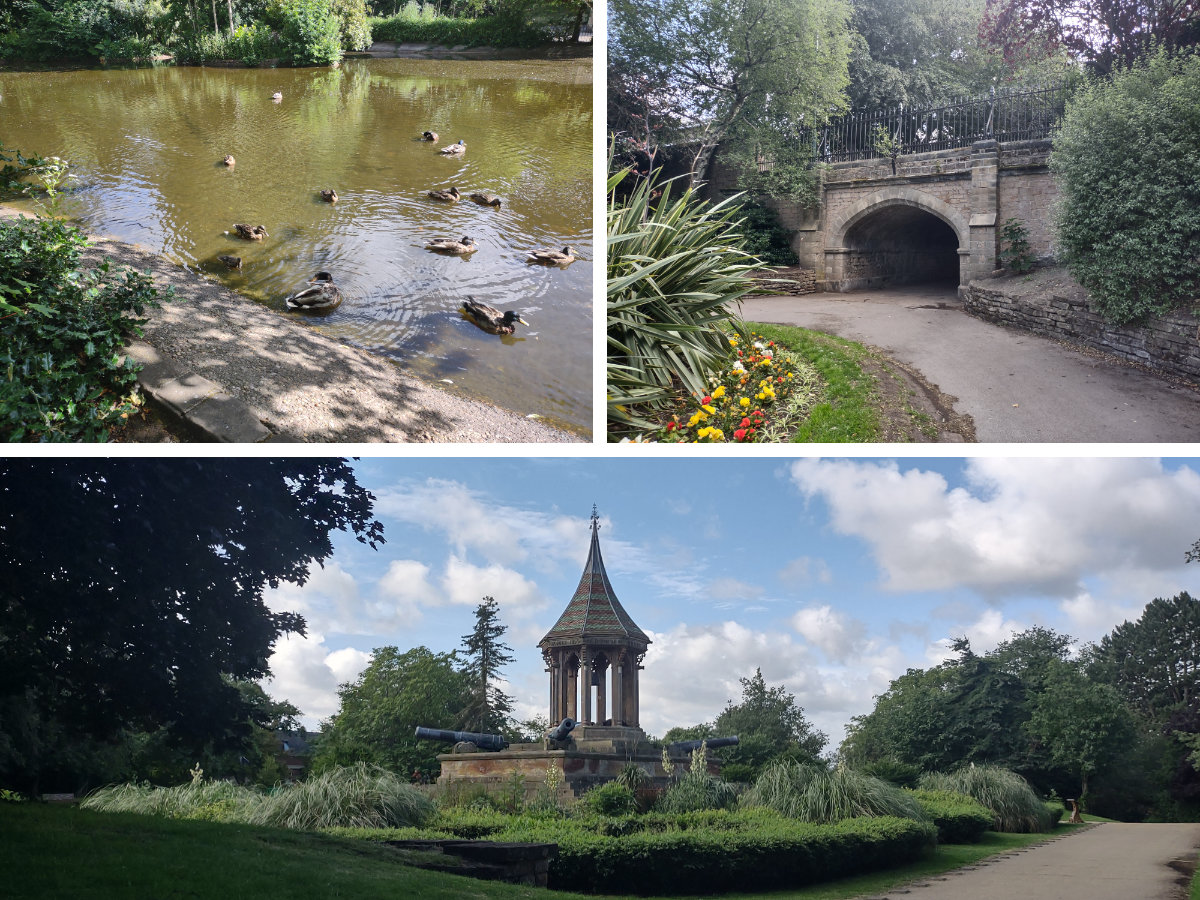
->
(461, 298, 528, 335)
(319, 189, 338, 203)
(422, 130, 439, 142)
(438, 140, 466, 156)
(527, 245, 576, 265)
(469, 192, 502, 208)
(425, 235, 478, 255)
(232, 223, 269, 240)
(427, 186, 461, 202)
(222, 154, 236, 167)
(285, 271, 342, 311)
(271, 91, 282, 101)
(217, 255, 242, 269)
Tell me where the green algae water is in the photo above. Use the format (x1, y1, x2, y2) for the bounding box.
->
(0, 57, 592, 435)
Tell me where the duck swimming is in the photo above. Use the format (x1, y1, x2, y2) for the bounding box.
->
(438, 140, 466, 156)
(222, 155, 236, 167)
(461, 299, 528, 336)
(469, 192, 502, 208)
(319, 189, 338, 203)
(425, 235, 478, 255)
(218, 255, 242, 269)
(232, 224, 269, 240)
(427, 186, 461, 202)
(422, 131, 439, 142)
(527, 245, 576, 265)
(285, 271, 342, 311)
(271, 91, 282, 101)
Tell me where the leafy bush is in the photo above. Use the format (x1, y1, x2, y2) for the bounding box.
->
(332, 0, 372, 50)
(246, 763, 435, 829)
(369, 0, 580, 48)
(657, 747, 740, 814)
(0, 0, 167, 61)
(0, 216, 169, 442)
(744, 761, 926, 824)
(1052, 50, 1200, 324)
(268, 0, 344, 65)
(920, 766, 1053, 833)
(999, 218, 1035, 274)
(736, 201, 800, 268)
(860, 758, 922, 789)
(582, 781, 637, 817)
(607, 163, 756, 435)
(909, 789, 994, 843)
(1045, 801, 1065, 826)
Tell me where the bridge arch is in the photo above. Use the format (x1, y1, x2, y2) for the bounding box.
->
(825, 187, 971, 292)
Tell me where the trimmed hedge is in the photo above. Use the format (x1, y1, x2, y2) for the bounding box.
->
(909, 789, 993, 844)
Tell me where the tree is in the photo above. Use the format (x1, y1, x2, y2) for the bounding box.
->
(0, 459, 383, 792)
(979, 0, 1200, 76)
(458, 597, 515, 735)
(313, 646, 470, 781)
(1027, 659, 1134, 802)
(610, 0, 853, 188)
(712, 669, 827, 773)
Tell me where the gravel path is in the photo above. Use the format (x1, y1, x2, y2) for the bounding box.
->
(862, 823, 1200, 900)
(2, 208, 585, 442)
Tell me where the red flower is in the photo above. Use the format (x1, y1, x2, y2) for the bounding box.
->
(734, 428, 748, 441)
(666, 421, 678, 432)
(777, 376, 784, 383)
(702, 396, 712, 405)
(740, 417, 752, 427)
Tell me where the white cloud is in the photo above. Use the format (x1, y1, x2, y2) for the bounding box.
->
(265, 632, 370, 727)
(778, 556, 833, 586)
(262, 561, 363, 634)
(376, 559, 440, 624)
(789, 458, 1200, 597)
(709, 577, 765, 602)
(440, 555, 547, 616)
(790, 605, 866, 662)
(922, 608, 1029, 667)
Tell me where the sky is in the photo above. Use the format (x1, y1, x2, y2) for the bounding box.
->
(261, 456, 1200, 751)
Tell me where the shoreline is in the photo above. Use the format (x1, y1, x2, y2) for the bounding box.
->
(0, 207, 587, 443)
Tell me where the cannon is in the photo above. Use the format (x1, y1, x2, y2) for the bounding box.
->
(547, 717, 576, 742)
(667, 735, 740, 754)
(414, 726, 509, 752)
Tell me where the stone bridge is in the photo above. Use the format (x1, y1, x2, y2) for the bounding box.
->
(757, 138, 1058, 293)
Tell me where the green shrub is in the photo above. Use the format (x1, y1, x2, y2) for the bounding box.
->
(999, 218, 1035, 274)
(607, 163, 756, 435)
(1045, 801, 1065, 825)
(0, 216, 169, 442)
(744, 762, 926, 824)
(246, 763, 435, 829)
(721, 763, 757, 784)
(1052, 50, 1200, 324)
(735, 201, 800, 268)
(919, 766, 1053, 833)
(582, 781, 637, 817)
(332, 0, 372, 50)
(859, 758, 922, 789)
(369, 0, 579, 48)
(657, 759, 740, 814)
(268, 0, 344, 65)
(909, 789, 994, 843)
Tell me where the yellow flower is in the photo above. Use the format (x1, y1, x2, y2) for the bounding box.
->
(687, 410, 708, 427)
(702, 404, 715, 414)
(712, 386, 726, 399)
(697, 426, 725, 441)
(739, 397, 751, 408)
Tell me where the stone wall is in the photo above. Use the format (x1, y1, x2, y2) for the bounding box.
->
(962, 269, 1200, 383)
(997, 140, 1057, 261)
(752, 266, 817, 295)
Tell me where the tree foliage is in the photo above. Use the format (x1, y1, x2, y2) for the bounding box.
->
(1050, 51, 1200, 325)
(314, 646, 470, 781)
(458, 597, 515, 735)
(610, 0, 852, 187)
(0, 459, 383, 791)
(712, 669, 827, 773)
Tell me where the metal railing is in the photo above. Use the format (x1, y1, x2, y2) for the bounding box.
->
(807, 83, 1070, 164)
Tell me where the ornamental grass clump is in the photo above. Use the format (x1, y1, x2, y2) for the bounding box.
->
(246, 763, 435, 830)
(657, 744, 739, 813)
(743, 761, 925, 824)
(607, 160, 757, 437)
(919, 765, 1052, 833)
(82, 779, 256, 822)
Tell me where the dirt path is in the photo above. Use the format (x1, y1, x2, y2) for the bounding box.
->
(863, 823, 1200, 900)
(742, 286, 1200, 443)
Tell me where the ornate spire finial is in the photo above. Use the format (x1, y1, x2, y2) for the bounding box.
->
(591, 504, 600, 532)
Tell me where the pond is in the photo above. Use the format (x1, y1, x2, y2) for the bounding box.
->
(0, 56, 593, 436)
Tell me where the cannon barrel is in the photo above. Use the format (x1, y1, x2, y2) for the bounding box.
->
(548, 717, 576, 742)
(414, 726, 509, 752)
(667, 735, 739, 754)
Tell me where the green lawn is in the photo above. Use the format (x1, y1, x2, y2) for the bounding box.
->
(1, 802, 1087, 900)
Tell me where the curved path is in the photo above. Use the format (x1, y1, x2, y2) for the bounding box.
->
(864, 823, 1200, 900)
(741, 287, 1200, 443)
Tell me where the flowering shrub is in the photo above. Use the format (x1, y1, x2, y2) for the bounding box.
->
(626, 332, 819, 443)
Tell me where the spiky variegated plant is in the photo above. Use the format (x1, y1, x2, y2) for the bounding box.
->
(607, 160, 759, 436)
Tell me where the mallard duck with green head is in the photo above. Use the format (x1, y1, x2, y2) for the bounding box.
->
(461, 298, 528, 335)
(427, 186, 461, 202)
(527, 245, 576, 265)
(425, 235, 478, 255)
(285, 271, 342, 311)
(232, 223, 269, 241)
(438, 140, 466, 156)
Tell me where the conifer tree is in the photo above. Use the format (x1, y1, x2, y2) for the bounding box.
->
(459, 597, 516, 734)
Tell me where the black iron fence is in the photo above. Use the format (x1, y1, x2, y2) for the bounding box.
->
(807, 83, 1071, 163)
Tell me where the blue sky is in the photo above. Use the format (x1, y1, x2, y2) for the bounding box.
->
(263, 457, 1200, 750)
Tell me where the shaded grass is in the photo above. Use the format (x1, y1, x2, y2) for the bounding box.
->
(745, 322, 882, 442)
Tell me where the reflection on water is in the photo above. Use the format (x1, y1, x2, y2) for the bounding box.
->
(0, 57, 593, 434)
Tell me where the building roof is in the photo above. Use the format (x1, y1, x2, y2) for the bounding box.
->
(539, 510, 650, 651)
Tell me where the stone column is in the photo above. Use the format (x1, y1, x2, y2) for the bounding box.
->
(579, 651, 592, 724)
(624, 659, 639, 727)
(565, 656, 578, 721)
(966, 139, 1000, 285)
(613, 657, 625, 726)
(549, 663, 558, 723)
(595, 659, 607, 724)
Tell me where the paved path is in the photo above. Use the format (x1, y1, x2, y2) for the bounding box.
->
(865, 823, 1200, 900)
(741, 287, 1200, 443)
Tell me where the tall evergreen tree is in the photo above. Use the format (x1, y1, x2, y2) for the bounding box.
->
(458, 597, 516, 735)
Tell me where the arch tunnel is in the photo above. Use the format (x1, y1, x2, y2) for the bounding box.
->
(835, 203, 962, 291)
